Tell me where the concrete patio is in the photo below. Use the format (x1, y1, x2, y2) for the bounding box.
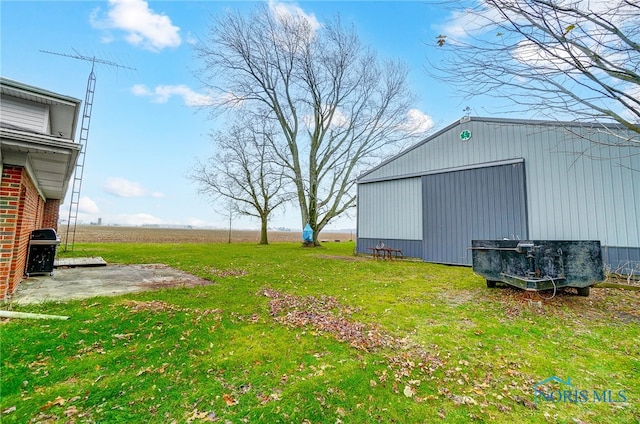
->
(6, 259, 213, 305)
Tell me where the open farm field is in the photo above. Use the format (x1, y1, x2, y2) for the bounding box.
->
(59, 225, 353, 244)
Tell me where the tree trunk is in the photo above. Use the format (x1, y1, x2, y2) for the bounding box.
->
(308, 193, 321, 246)
(259, 216, 269, 245)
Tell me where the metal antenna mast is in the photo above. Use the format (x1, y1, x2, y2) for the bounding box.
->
(40, 49, 136, 251)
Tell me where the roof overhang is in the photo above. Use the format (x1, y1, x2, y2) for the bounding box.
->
(0, 77, 81, 140)
(1, 127, 81, 200)
(1, 77, 82, 201)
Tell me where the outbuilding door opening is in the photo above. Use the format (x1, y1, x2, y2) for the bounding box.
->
(421, 161, 528, 265)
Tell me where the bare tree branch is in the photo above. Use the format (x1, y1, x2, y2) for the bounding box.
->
(195, 4, 429, 244)
(189, 117, 292, 244)
(428, 0, 640, 145)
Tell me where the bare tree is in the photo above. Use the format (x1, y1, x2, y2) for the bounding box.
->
(195, 4, 428, 245)
(190, 119, 290, 245)
(430, 0, 639, 145)
(222, 199, 237, 244)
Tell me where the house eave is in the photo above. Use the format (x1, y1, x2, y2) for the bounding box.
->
(1, 127, 81, 200)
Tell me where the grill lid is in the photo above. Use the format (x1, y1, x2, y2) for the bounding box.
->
(30, 228, 59, 241)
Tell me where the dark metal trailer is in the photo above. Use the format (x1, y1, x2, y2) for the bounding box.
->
(471, 240, 604, 296)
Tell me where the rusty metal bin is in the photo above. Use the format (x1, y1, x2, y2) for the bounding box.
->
(471, 240, 604, 296)
(25, 228, 61, 276)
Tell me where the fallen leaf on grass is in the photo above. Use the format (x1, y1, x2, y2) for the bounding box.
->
(414, 394, 437, 403)
(222, 394, 237, 406)
(64, 406, 79, 417)
(403, 385, 416, 398)
(497, 403, 511, 413)
(263, 288, 445, 400)
(185, 409, 217, 422)
(208, 267, 247, 278)
(136, 367, 152, 376)
(40, 396, 66, 410)
(2, 406, 16, 414)
(508, 394, 537, 409)
(28, 359, 49, 368)
(112, 333, 135, 340)
(258, 392, 282, 405)
(451, 395, 477, 406)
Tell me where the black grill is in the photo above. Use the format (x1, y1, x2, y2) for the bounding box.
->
(25, 228, 61, 276)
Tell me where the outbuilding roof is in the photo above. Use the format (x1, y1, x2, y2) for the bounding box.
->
(357, 116, 633, 183)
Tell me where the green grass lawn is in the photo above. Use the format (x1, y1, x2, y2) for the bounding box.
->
(1, 242, 638, 423)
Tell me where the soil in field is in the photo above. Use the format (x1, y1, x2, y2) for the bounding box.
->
(58, 225, 354, 244)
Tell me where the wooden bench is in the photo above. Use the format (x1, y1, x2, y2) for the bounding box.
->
(383, 247, 403, 260)
(368, 245, 403, 260)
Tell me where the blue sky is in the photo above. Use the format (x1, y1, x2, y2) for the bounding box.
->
(1, 0, 494, 231)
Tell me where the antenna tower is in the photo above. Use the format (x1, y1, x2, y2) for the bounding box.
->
(40, 50, 135, 251)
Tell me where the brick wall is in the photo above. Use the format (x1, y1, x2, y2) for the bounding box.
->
(0, 165, 46, 300)
(43, 199, 61, 230)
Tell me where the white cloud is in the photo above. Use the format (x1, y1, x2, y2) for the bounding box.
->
(103, 177, 164, 198)
(99, 34, 115, 44)
(184, 32, 198, 46)
(302, 106, 350, 130)
(268, 0, 321, 33)
(90, 0, 181, 51)
(131, 84, 214, 107)
(621, 84, 640, 123)
(112, 213, 164, 226)
(435, 3, 503, 40)
(301, 107, 433, 134)
(154, 85, 214, 107)
(393, 108, 435, 134)
(405, 109, 435, 133)
(329, 109, 350, 128)
(183, 217, 215, 228)
(512, 38, 596, 75)
(131, 83, 151, 96)
(437, 0, 637, 43)
(79, 196, 100, 214)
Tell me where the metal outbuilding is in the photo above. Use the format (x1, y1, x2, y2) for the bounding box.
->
(356, 117, 640, 274)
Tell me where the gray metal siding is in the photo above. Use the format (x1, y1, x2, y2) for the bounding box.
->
(603, 246, 640, 276)
(357, 238, 422, 259)
(0, 96, 48, 133)
(357, 177, 422, 240)
(358, 119, 640, 250)
(422, 162, 528, 265)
